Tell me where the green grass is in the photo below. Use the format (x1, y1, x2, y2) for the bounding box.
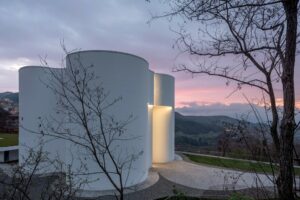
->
(185, 153, 300, 175)
(0, 133, 18, 147)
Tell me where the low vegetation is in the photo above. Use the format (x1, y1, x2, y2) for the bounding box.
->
(157, 193, 255, 200)
(185, 153, 300, 175)
(0, 133, 18, 147)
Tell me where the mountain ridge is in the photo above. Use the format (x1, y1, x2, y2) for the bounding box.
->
(0, 92, 18, 103)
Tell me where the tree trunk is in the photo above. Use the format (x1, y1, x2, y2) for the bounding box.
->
(278, 133, 294, 200)
(277, 1, 298, 200)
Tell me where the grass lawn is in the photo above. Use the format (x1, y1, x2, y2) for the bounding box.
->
(0, 133, 18, 147)
(185, 153, 300, 175)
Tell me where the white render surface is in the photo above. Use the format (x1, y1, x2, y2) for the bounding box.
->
(65, 51, 151, 190)
(154, 74, 175, 107)
(0, 146, 18, 151)
(152, 74, 175, 163)
(152, 106, 174, 163)
(19, 67, 65, 173)
(19, 50, 175, 191)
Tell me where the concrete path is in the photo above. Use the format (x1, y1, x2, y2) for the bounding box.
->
(153, 160, 276, 191)
(0, 160, 277, 199)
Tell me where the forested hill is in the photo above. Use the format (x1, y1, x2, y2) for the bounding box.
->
(175, 112, 253, 147)
(0, 92, 18, 103)
(175, 112, 239, 134)
(1, 92, 299, 146)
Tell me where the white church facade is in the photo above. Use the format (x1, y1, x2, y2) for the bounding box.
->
(18, 50, 175, 191)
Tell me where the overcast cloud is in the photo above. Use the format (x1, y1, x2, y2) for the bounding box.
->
(0, 0, 299, 118)
(176, 101, 300, 123)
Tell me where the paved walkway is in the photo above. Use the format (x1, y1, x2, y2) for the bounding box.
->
(102, 159, 276, 199)
(0, 159, 278, 199)
(153, 160, 275, 191)
(100, 158, 279, 199)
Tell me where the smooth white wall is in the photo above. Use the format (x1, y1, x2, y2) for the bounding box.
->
(19, 66, 65, 173)
(152, 73, 175, 163)
(18, 51, 176, 191)
(154, 74, 175, 107)
(146, 71, 154, 169)
(65, 51, 151, 190)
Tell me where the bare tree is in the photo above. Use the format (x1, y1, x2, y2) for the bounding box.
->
(150, 0, 299, 199)
(0, 146, 79, 200)
(217, 125, 236, 157)
(35, 48, 142, 200)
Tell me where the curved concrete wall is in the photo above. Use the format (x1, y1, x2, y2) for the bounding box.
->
(154, 73, 175, 107)
(19, 66, 65, 172)
(65, 51, 150, 190)
(146, 71, 154, 169)
(19, 50, 175, 191)
(152, 73, 175, 163)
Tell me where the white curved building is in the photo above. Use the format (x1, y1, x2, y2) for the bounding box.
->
(19, 50, 174, 191)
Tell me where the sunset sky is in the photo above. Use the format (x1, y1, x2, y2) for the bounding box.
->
(0, 1, 299, 120)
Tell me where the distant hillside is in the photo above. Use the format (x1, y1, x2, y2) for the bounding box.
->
(0, 92, 18, 103)
(175, 112, 256, 148)
(175, 112, 239, 135)
(0, 92, 298, 145)
(175, 111, 300, 148)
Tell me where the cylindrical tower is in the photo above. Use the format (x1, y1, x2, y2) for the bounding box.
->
(146, 70, 154, 169)
(152, 73, 175, 163)
(19, 66, 65, 173)
(18, 50, 176, 192)
(65, 51, 151, 190)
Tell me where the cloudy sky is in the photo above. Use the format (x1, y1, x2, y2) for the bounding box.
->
(0, 0, 299, 120)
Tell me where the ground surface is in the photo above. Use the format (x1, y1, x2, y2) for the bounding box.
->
(94, 175, 267, 200)
(0, 133, 18, 147)
(0, 156, 277, 200)
(153, 160, 275, 191)
(92, 156, 275, 200)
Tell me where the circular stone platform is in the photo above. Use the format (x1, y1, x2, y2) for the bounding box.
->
(75, 170, 159, 198)
(153, 160, 275, 191)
